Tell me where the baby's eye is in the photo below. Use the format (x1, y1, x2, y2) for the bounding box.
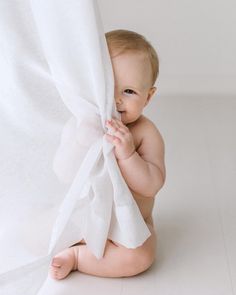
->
(124, 89, 136, 95)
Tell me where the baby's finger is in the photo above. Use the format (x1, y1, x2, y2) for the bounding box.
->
(113, 130, 126, 141)
(112, 118, 129, 132)
(112, 119, 128, 133)
(105, 134, 121, 145)
(107, 128, 126, 142)
(106, 120, 126, 135)
(112, 118, 123, 127)
(113, 117, 124, 126)
(110, 119, 120, 129)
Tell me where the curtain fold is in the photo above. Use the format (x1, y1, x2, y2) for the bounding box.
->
(0, 1, 150, 293)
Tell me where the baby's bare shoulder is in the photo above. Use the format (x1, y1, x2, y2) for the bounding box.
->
(129, 115, 163, 141)
(138, 116, 164, 149)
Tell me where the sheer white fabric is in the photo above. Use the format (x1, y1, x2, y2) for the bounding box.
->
(0, 0, 151, 293)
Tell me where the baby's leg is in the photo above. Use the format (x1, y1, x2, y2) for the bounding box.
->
(49, 223, 156, 279)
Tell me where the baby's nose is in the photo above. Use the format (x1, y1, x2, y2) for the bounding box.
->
(115, 97, 123, 105)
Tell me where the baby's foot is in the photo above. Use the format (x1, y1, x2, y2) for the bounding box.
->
(49, 246, 79, 280)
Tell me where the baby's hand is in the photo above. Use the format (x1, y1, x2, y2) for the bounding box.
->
(105, 118, 136, 160)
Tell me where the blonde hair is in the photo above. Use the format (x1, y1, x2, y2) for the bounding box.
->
(105, 29, 159, 86)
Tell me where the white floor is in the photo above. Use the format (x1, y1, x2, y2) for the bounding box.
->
(39, 96, 236, 295)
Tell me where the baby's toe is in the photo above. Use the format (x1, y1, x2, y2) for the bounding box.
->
(51, 256, 62, 267)
(49, 265, 60, 280)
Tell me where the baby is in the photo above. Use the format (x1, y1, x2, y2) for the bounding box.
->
(50, 29, 166, 279)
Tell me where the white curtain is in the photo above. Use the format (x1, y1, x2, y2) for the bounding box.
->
(0, 0, 150, 294)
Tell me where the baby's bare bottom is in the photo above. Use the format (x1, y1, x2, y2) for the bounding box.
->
(49, 223, 157, 279)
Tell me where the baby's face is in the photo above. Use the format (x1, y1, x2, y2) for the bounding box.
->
(111, 51, 156, 125)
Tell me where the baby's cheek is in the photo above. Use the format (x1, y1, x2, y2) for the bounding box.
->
(126, 102, 135, 112)
(132, 104, 142, 116)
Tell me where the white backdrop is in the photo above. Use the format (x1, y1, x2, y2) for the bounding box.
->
(99, 0, 236, 96)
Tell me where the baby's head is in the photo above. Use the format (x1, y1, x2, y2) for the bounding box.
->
(105, 29, 159, 125)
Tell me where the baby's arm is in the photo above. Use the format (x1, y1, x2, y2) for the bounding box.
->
(118, 120, 165, 197)
(105, 118, 165, 197)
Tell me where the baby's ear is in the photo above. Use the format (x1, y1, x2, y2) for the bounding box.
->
(144, 87, 157, 106)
